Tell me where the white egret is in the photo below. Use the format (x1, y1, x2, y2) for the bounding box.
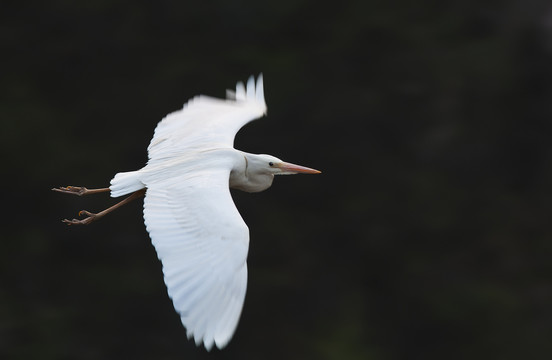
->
(53, 74, 320, 350)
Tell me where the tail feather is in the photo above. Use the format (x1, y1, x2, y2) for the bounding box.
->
(110, 171, 145, 197)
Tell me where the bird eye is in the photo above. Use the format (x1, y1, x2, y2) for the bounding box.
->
(269, 162, 274, 167)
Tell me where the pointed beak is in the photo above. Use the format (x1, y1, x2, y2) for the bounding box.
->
(277, 162, 321, 174)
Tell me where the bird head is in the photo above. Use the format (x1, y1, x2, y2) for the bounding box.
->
(256, 154, 321, 175)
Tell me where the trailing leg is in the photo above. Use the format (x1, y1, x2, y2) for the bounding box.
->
(52, 186, 110, 196)
(61, 189, 146, 226)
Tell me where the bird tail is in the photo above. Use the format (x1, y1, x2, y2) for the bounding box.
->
(110, 170, 145, 198)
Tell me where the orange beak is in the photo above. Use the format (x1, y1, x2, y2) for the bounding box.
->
(277, 162, 321, 174)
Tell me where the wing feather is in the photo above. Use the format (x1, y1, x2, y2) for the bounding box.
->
(147, 75, 266, 163)
(143, 165, 249, 350)
(134, 76, 265, 350)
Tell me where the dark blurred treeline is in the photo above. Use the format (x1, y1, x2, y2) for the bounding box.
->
(2, 0, 552, 359)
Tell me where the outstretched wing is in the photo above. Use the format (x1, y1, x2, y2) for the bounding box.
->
(143, 163, 249, 350)
(147, 75, 266, 163)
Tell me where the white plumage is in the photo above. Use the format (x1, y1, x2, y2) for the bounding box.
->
(74, 75, 320, 350)
(142, 169, 248, 350)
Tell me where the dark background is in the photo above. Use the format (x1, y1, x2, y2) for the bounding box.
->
(2, 0, 552, 359)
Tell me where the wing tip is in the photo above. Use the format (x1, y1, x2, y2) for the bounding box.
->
(186, 329, 231, 351)
(232, 74, 266, 113)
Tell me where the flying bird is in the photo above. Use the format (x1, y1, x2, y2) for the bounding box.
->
(53, 74, 320, 350)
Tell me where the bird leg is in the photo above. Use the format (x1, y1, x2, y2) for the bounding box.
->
(51, 186, 110, 196)
(57, 188, 146, 226)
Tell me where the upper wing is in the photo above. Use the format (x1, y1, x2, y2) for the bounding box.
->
(147, 75, 266, 163)
(143, 164, 249, 350)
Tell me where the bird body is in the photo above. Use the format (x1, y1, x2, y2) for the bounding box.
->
(55, 75, 319, 350)
(111, 149, 282, 197)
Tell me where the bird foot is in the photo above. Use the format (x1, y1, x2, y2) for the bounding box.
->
(52, 186, 91, 196)
(62, 210, 98, 226)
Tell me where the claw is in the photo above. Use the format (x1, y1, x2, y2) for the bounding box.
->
(62, 210, 98, 226)
(79, 210, 95, 217)
(52, 186, 88, 196)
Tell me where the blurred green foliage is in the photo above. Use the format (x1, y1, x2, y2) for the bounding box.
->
(2, 0, 552, 359)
